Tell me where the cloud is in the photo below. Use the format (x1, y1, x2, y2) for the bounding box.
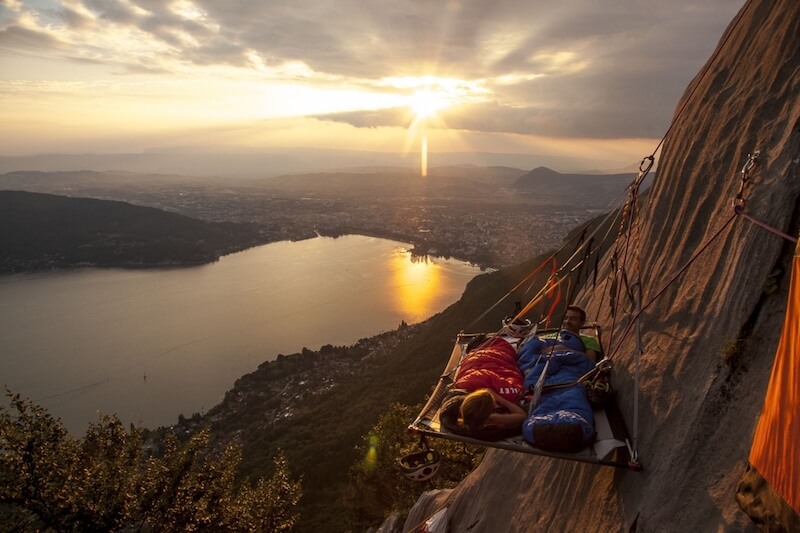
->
(0, 0, 746, 142)
(190, 0, 744, 138)
(0, 23, 62, 51)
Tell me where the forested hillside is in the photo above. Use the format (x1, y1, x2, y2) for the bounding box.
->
(0, 190, 266, 272)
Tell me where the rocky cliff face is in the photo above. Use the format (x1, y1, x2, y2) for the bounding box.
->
(400, 1, 800, 531)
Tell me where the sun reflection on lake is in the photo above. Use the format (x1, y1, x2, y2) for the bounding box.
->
(0, 236, 481, 433)
(390, 251, 443, 323)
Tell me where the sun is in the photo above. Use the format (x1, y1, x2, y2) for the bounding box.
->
(410, 89, 449, 119)
(403, 86, 454, 177)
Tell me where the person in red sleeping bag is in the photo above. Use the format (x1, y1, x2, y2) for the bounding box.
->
(454, 336, 524, 402)
(451, 336, 526, 435)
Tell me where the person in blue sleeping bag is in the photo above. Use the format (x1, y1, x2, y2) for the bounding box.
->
(517, 306, 597, 453)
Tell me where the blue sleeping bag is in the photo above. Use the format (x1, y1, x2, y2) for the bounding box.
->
(517, 331, 596, 453)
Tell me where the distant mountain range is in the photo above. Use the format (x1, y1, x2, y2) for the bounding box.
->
(513, 166, 648, 207)
(0, 165, 647, 208)
(0, 148, 641, 179)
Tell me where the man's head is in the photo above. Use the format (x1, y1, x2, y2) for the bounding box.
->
(562, 305, 587, 333)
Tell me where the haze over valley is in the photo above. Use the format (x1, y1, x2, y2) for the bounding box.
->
(1, 164, 639, 271)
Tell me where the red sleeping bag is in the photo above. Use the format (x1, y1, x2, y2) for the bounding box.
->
(454, 337, 524, 402)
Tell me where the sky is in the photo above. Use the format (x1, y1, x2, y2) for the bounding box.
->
(0, 0, 746, 170)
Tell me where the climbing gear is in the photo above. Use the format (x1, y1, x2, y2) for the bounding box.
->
(585, 364, 614, 407)
(501, 316, 533, 337)
(733, 150, 799, 243)
(399, 439, 441, 482)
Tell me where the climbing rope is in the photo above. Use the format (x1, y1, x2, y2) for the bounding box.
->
(509, 195, 630, 328)
(606, 157, 650, 353)
(609, 210, 737, 359)
(603, 0, 757, 343)
(737, 211, 799, 243)
(464, 252, 562, 333)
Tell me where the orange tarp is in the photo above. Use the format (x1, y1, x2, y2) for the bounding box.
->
(749, 240, 800, 515)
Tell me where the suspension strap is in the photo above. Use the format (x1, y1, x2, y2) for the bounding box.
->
(539, 358, 611, 393)
(733, 149, 799, 243)
(736, 211, 799, 243)
(545, 275, 564, 327)
(607, 157, 649, 350)
(569, 236, 596, 302)
(463, 253, 556, 332)
(608, 212, 737, 359)
(607, 253, 619, 319)
(631, 276, 642, 464)
(464, 218, 595, 333)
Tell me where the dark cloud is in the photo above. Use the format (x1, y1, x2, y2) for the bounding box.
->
(58, 6, 93, 30)
(82, 0, 139, 25)
(317, 107, 410, 129)
(140, 8, 216, 40)
(183, 41, 250, 67)
(0, 24, 61, 51)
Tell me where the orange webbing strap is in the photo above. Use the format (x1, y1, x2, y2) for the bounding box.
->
(514, 271, 568, 324)
(462, 252, 557, 332)
(748, 240, 800, 515)
(544, 260, 563, 327)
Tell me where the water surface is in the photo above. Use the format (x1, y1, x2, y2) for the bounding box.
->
(0, 235, 482, 433)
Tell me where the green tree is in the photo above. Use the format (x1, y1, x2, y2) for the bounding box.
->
(0, 391, 302, 532)
(344, 402, 481, 531)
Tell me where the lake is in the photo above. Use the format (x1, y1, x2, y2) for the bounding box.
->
(0, 235, 483, 434)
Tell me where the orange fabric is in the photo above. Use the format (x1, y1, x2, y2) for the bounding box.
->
(749, 243, 800, 515)
(544, 270, 563, 328)
(516, 274, 567, 320)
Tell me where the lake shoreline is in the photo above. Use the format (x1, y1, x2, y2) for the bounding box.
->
(1, 235, 483, 434)
(1, 229, 490, 277)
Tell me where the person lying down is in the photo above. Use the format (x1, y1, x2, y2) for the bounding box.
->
(438, 336, 527, 441)
(438, 309, 599, 452)
(517, 327, 597, 453)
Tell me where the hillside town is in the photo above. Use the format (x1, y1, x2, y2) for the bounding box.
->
(101, 185, 608, 269)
